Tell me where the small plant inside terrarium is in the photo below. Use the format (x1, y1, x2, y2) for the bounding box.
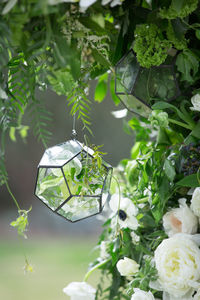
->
(35, 140, 112, 222)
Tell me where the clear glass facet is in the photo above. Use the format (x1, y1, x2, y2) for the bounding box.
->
(116, 51, 140, 94)
(35, 167, 70, 211)
(117, 94, 151, 118)
(39, 140, 82, 167)
(57, 196, 100, 222)
(148, 66, 178, 101)
(62, 152, 107, 197)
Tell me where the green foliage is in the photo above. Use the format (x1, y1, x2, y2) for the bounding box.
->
(160, 0, 199, 19)
(0, 1, 200, 299)
(176, 50, 199, 83)
(47, 69, 76, 96)
(68, 86, 92, 135)
(10, 207, 32, 238)
(176, 174, 200, 187)
(29, 99, 52, 148)
(166, 20, 188, 50)
(94, 73, 108, 103)
(133, 24, 171, 68)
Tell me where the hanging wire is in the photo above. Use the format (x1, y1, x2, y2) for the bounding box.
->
(71, 110, 77, 140)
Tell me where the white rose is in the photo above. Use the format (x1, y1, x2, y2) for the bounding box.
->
(109, 194, 139, 230)
(63, 281, 96, 300)
(190, 94, 200, 112)
(191, 188, 200, 218)
(154, 234, 200, 297)
(116, 257, 139, 276)
(131, 288, 155, 300)
(163, 198, 198, 237)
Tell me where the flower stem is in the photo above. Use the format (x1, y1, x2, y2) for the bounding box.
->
(168, 118, 192, 130)
(83, 258, 111, 282)
(5, 181, 20, 211)
(112, 175, 121, 237)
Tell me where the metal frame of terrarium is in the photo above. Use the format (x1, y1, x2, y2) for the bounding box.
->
(34, 138, 113, 223)
(115, 49, 181, 118)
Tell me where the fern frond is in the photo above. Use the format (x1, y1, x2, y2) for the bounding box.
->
(67, 85, 92, 135)
(8, 54, 32, 113)
(0, 19, 12, 69)
(28, 99, 52, 148)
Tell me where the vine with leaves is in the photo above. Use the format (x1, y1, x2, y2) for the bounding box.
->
(1, 0, 200, 299)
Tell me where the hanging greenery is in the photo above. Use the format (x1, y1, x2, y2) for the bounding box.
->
(1, 0, 200, 299)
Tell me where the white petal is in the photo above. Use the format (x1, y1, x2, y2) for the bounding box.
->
(79, 0, 97, 10)
(111, 108, 128, 118)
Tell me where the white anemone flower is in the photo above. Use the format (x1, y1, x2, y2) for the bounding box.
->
(109, 194, 139, 230)
(63, 281, 96, 300)
(190, 94, 200, 112)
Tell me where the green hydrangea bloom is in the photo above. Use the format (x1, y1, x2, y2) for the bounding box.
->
(166, 21, 188, 50)
(149, 110, 169, 128)
(160, 0, 198, 19)
(133, 24, 172, 68)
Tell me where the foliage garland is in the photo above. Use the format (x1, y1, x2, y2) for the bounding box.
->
(1, 0, 200, 299)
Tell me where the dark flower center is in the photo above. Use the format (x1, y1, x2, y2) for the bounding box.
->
(119, 209, 127, 221)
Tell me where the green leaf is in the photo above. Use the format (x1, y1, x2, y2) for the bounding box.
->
(131, 142, 141, 159)
(9, 127, 16, 142)
(164, 159, 176, 182)
(91, 48, 110, 68)
(176, 174, 199, 187)
(176, 50, 199, 82)
(10, 207, 32, 238)
(94, 80, 107, 102)
(152, 102, 174, 110)
(191, 121, 200, 138)
(195, 29, 200, 40)
(19, 125, 29, 140)
(110, 79, 120, 105)
(171, 0, 185, 12)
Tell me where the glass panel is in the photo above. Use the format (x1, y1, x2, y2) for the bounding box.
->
(62, 152, 107, 196)
(35, 167, 70, 210)
(116, 51, 140, 94)
(101, 168, 113, 208)
(39, 140, 82, 167)
(57, 196, 100, 222)
(133, 68, 152, 105)
(118, 94, 152, 118)
(149, 66, 177, 101)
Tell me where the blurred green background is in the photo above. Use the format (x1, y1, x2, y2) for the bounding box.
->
(0, 83, 134, 299)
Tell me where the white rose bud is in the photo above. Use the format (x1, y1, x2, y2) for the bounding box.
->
(154, 234, 200, 298)
(190, 94, 200, 112)
(163, 198, 198, 237)
(100, 241, 109, 260)
(63, 281, 96, 300)
(131, 288, 155, 300)
(116, 257, 139, 276)
(191, 188, 200, 218)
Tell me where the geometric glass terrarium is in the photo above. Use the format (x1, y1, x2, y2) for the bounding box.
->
(34, 139, 113, 222)
(115, 49, 180, 118)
